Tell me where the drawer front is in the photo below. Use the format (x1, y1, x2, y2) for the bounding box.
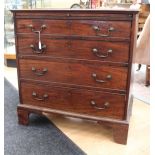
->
(16, 19, 131, 38)
(17, 37, 129, 63)
(19, 59, 128, 90)
(21, 82, 126, 119)
(16, 19, 70, 35)
(71, 20, 131, 38)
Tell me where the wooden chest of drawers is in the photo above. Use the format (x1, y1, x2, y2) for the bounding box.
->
(12, 9, 138, 144)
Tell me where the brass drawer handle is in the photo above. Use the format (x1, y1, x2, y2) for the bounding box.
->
(93, 26, 100, 31)
(27, 24, 47, 32)
(30, 44, 46, 54)
(90, 100, 110, 110)
(27, 24, 46, 52)
(92, 26, 115, 37)
(92, 48, 112, 58)
(92, 73, 112, 83)
(32, 67, 48, 76)
(32, 91, 48, 101)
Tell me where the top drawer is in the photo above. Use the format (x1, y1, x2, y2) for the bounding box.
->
(16, 19, 131, 38)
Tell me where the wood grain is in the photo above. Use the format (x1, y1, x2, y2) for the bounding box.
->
(17, 37, 130, 63)
(16, 19, 131, 38)
(20, 82, 126, 119)
(19, 59, 128, 90)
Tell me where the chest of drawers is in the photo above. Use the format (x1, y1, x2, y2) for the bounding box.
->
(12, 9, 138, 144)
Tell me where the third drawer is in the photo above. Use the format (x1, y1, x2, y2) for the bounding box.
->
(19, 59, 128, 90)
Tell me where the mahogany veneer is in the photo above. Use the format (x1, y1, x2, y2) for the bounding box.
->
(12, 9, 138, 144)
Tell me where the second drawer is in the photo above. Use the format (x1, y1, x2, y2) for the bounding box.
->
(19, 59, 128, 90)
(17, 37, 130, 63)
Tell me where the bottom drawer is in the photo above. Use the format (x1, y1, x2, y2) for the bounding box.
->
(20, 82, 126, 120)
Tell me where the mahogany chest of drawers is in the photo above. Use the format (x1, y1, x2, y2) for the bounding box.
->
(12, 9, 138, 144)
